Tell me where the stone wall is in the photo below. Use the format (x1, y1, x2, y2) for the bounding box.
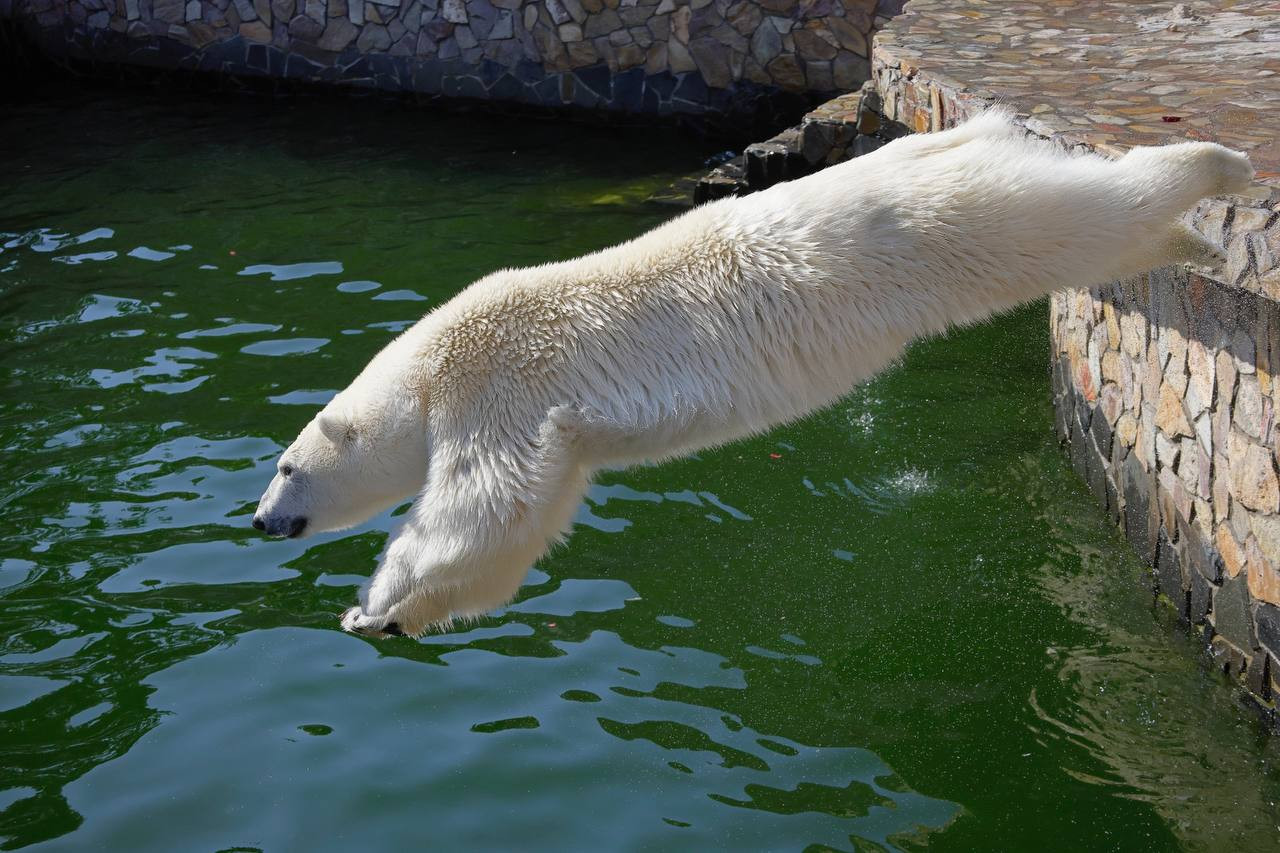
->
(9, 0, 902, 126)
(1049, 264, 1280, 707)
(873, 1, 1280, 723)
(692, 79, 898, 202)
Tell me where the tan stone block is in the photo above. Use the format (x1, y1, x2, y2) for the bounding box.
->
(1234, 374, 1265, 439)
(239, 19, 272, 40)
(1103, 301, 1120, 351)
(1159, 465, 1192, 523)
(1157, 324, 1186, 376)
(725, 1, 760, 36)
(1249, 512, 1280, 563)
(793, 26, 836, 61)
(825, 13, 867, 57)
(1101, 350, 1123, 384)
(666, 36, 695, 71)
(1228, 428, 1280, 513)
(643, 40, 666, 73)
(1163, 350, 1188, 396)
(1122, 357, 1140, 410)
(1120, 309, 1145, 359)
(1218, 523, 1246, 578)
(1099, 382, 1123, 425)
(670, 3, 688, 42)
(1116, 414, 1138, 447)
(616, 41, 645, 68)
(1214, 456, 1231, 521)
(1155, 383, 1192, 438)
(1180, 436, 1203, 497)
(1087, 320, 1106, 384)
(1076, 359, 1097, 404)
(1186, 338, 1215, 418)
(1216, 347, 1239, 407)
(766, 53, 804, 89)
(1143, 341, 1162, 413)
(1246, 535, 1280, 605)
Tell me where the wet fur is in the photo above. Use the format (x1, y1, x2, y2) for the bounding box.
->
(250, 109, 1253, 638)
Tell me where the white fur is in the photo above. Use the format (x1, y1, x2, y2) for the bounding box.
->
(252, 109, 1253, 638)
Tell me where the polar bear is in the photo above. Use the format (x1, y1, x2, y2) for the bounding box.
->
(252, 109, 1253, 638)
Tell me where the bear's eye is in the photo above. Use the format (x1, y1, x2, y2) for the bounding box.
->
(280, 464, 294, 478)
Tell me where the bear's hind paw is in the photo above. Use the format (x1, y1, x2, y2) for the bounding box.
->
(1164, 223, 1227, 269)
(340, 606, 407, 639)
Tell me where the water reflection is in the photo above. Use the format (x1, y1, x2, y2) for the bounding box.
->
(2, 84, 1277, 853)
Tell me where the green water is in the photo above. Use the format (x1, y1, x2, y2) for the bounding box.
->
(1, 83, 1278, 852)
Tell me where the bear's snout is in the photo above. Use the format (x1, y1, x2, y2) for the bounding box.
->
(252, 514, 307, 538)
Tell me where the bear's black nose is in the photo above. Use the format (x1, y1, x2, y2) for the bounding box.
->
(252, 516, 266, 531)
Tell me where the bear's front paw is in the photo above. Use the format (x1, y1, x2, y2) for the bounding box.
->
(340, 606, 407, 639)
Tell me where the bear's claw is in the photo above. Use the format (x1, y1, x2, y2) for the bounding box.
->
(340, 606, 404, 639)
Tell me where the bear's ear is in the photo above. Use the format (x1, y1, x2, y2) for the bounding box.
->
(316, 410, 351, 445)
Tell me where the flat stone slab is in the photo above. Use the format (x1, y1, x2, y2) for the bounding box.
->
(875, 0, 1279, 170)
(872, 0, 1280, 297)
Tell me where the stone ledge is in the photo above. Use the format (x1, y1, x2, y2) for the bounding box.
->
(856, 0, 1280, 726)
(871, 0, 1279, 302)
(692, 78, 901, 203)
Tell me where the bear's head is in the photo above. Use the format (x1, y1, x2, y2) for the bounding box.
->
(253, 387, 427, 539)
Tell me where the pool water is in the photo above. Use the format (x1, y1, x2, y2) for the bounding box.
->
(1, 82, 1278, 852)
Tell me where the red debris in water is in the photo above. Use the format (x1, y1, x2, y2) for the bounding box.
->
(1161, 115, 1182, 123)
(769, 453, 782, 459)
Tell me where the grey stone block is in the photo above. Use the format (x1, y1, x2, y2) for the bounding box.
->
(1257, 603, 1280, 658)
(1121, 452, 1155, 565)
(1190, 565, 1212, 624)
(1212, 572, 1257, 652)
(1155, 528, 1187, 612)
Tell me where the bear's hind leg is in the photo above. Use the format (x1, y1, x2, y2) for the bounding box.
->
(1122, 141, 1255, 212)
(1163, 222, 1228, 269)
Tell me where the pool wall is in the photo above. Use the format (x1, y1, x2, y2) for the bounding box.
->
(703, 0, 1280, 726)
(870, 1, 1280, 723)
(4, 0, 902, 127)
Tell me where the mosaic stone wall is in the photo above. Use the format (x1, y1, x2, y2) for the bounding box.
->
(693, 79, 899, 202)
(1050, 267, 1280, 707)
(8, 0, 903, 124)
(873, 0, 1280, 722)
